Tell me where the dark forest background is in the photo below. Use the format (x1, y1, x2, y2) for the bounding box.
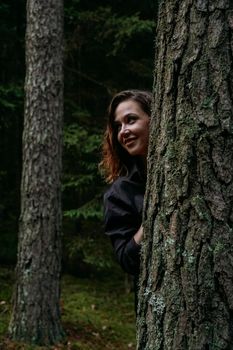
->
(0, 0, 157, 276)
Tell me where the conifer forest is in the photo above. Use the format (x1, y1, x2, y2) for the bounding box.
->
(1, 0, 233, 349)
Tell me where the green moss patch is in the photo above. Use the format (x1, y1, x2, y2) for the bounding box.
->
(0, 268, 136, 349)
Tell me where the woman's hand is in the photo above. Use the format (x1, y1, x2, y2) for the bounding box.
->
(134, 225, 143, 245)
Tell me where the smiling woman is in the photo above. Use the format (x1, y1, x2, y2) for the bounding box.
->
(99, 90, 152, 311)
(115, 99, 150, 160)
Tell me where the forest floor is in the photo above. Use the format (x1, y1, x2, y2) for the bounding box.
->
(0, 267, 136, 350)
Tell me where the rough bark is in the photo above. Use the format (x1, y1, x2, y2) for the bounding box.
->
(9, 0, 64, 345)
(137, 0, 233, 349)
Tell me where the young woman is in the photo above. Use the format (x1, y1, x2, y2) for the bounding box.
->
(100, 90, 151, 281)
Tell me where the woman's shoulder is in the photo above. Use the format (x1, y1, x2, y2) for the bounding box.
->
(104, 174, 144, 208)
(104, 176, 129, 199)
(104, 175, 144, 219)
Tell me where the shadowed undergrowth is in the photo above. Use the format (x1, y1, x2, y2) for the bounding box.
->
(0, 267, 136, 349)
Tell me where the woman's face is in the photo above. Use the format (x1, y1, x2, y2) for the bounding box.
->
(114, 99, 150, 159)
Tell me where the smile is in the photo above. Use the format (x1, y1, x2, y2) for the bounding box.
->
(124, 138, 136, 146)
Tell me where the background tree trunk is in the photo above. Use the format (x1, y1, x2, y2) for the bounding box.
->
(9, 0, 64, 345)
(137, 0, 233, 349)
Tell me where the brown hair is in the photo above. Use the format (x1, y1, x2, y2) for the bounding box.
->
(99, 89, 152, 183)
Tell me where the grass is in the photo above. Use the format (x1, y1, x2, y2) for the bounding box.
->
(0, 267, 136, 349)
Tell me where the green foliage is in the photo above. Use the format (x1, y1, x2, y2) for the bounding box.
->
(62, 118, 105, 272)
(65, 235, 115, 271)
(63, 123, 101, 155)
(64, 196, 103, 220)
(64, 1, 155, 96)
(62, 0, 155, 228)
(0, 83, 24, 142)
(62, 121, 103, 220)
(62, 214, 116, 273)
(65, 6, 154, 56)
(101, 10, 154, 56)
(60, 0, 158, 282)
(0, 1, 156, 346)
(0, 84, 23, 112)
(0, 0, 156, 271)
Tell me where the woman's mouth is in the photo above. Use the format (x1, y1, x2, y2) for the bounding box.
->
(124, 138, 136, 146)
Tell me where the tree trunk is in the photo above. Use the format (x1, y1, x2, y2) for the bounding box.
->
(9, 0, 64, 345)
(137, 1, 233, 349)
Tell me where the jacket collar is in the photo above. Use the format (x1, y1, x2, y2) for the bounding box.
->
(127, 157, 146, 183)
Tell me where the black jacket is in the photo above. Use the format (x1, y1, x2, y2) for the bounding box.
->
(103, 159, 145, 275)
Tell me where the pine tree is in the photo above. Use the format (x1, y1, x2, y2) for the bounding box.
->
(137, 1, 233, 348)
(9, 0, 64, 344)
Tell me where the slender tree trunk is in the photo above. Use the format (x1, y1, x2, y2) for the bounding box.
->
(137, 1, 233, 349)
(9, 0, 64, 345)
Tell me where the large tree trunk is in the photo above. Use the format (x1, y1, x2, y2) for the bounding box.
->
(137, 1, 233, 349)
(9, 0, 64, 345)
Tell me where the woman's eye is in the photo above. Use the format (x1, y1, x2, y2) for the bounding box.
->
(128, 116, 136, 124)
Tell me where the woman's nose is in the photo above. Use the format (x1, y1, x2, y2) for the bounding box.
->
(120, 127, 130, 138)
